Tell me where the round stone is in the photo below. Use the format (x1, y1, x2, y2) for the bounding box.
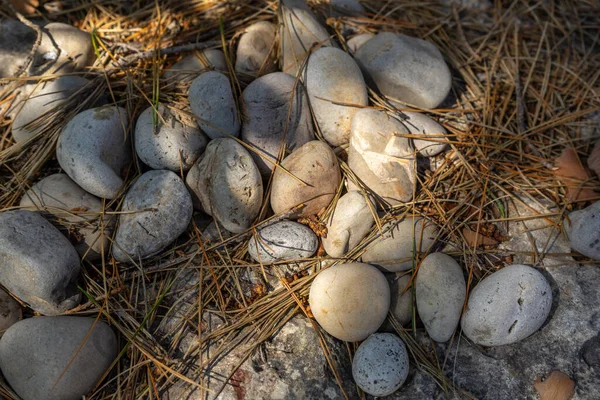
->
(0, 210, 81, 315)
(113, 170, 192, 262)
(304, 47, 368, 146)
(0, 316, 117, 400)
(0, 19, 37, 78)
(361, 218, 439, 272)
(57, 105, 131, 199)
(163, 49, 227, 79)
(19, 173, 114, 260)
(322, 191, 375, 257)
(0, 289, 22, 332)
(189, 71, 240, 139)
(400, 111, 448, 157)
(186, 138, 263, 233)
(461, 264, 553, 346)
(241, 72, 314, 176)
(352, 333, 409, 396)
(248, 220, 318, 264)
(134, 103, 207, 172)
(235, 21, 277, 77)
(12, 76, 89, 143)
(416, 253, 466, 342)
(348, 108, 416, 204)
(309, 262, 390, 342)
(270, 140, 341, 218)
(564, 200, 600, 260)
(355, 32, 452, 109)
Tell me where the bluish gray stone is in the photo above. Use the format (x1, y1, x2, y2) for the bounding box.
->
(248, 220, 318, 264)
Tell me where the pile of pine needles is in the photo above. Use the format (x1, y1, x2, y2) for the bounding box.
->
(0, 0, 599, 399)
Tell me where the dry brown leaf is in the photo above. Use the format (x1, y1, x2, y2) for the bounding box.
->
(587, 141, 600, 178)
(462, 226, 499, 247)
(534, 370, 575, 400)
(555, 147, 597, 202)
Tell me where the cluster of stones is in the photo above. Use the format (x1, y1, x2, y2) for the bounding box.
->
(2, 0, 593, 398)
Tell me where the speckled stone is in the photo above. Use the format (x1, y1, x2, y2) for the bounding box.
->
(461, 264, 553, 346)
(189, 71, 240, 139)
(0, 316, 117, 400)
(235, 21, 277, 77)
(361, 218, 439, 272)
(565, 200, 600, 260)
(12, 76, 89, 143)
(400, 111, 448, 157)
(355, 32, 452, 109)
(19, 173, 113, 260)
(416, 253, 466, 342)
(322, 191, 375, 257)
(57, 105, 131, 199)
(248, 220, 318, 264)
(352, 333, 409, 396)
(279, 0, 333, 76)
(304, 47, 368, 146)
(0, 290, 22, 332)
(309, 262, 390, 341)
(270, 140, 341, 218)
(134, 103, 207, 171)
(113, 170, 193, 262)
(0, 210, 81, 315)
(186, 138, 263, 233)
(241, 72, 314, 176)
(163, 49, 227, 79)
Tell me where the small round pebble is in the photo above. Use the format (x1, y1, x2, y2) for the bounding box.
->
(12, 76, 89, 143)
(564, 200, 600, 260)
(461, 264, 553, 346)
(309, 262, 390, 342)
(416, 253, 465, 342)
(186, 138, 263, 233)
(241, 72, 314, 176)
(305, 47, 368, 146)
(0, 316, 117, 400)
(362, 218, 438, 272)
(0, 290, 22, 332)
(57, 105, 131, 199)
(163, 49, 227, 79)
(270, 140, 341, 218)
(189, 71, 240, 139)
(352, 333, 409, 397)
(135, 103, 207, 171)
(235, 21, 277, 77)
(248, 220, 318, 264)
(355, 32, 452, 109)
(400, 111, 449, 157)
(113, 170, 193, 262)
(322, 191, 375, 257)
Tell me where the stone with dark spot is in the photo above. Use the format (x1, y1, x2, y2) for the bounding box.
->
(113, 170, 192, 262)
(0, 210, 81, 315)
(57, 106, 131, 199)
(582, 335, 600, 367)
(565, 200, 600, 260)
(248, 220, 318, 264)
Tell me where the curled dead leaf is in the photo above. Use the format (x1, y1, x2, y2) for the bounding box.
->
(534, 370, 574, 400)
(555, 147, 597, 202)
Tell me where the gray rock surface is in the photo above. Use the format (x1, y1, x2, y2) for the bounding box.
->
(328, 0, 365, 12)
(322, 190, 375, 257)
(163, 49, 227, 79)
(0, 316, 117, 400)
(352, 333, 409, 396)
(348, 109, 416, 204)
(461, 264, 552, 347)
(113, 170, 192, 262)
(270, 140, 341, 218)
(235, 21, 277, 77)
(309, 262, 390, 342)
(248, 220, 318, 264)
(347, 33, 373, 53)
(0, 289, 22, 332)
(189, 71, 240, 139)
(186, 138, 263, 233)
(241, 72, 314, 176)
(361, 218, 439, 272)
(416, 252, 466, 342)
(12, 76, 89, 143)
(565, 200, 600, 260)
(0, 210, 81, 315)
(355, 32, 452, 109)
(134, 103, 207, 171)
(57, 105, 131, 199)
(304, 47, 368, 146)
(400, 111, 448, 157)
(279, 0, 333, 76)
(387, 273, 413, 327)
(19, 173, 114, 260)
(0, 19, 37, 78)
